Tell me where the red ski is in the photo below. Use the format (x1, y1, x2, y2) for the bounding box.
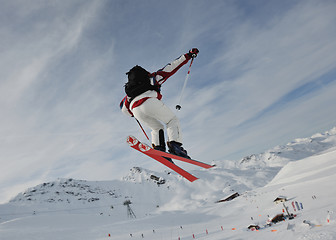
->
(127, 136, 214, 182)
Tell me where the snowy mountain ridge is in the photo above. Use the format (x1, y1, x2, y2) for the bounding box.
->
(11, 178, 122, 204)
(239, 127, 336, 168)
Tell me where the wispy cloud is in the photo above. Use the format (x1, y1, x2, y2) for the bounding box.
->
(0, 0, 114, 202)
(172, 0, 336, 159)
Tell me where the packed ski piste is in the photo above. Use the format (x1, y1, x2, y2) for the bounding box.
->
(120, 48, 214, 181)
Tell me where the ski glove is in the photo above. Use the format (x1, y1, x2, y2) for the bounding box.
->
(188, 48, 199, 58)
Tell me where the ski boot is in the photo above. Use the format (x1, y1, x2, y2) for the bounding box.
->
(152, 144, 174, 164)
(152, 130, 174, 164)
(152, 144, 166, 152)
(167, 141, 191, 159)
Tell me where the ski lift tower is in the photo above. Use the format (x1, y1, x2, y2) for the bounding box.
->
(124, 200, 136, 218)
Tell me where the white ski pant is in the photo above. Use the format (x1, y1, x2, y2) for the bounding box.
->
(132, 98, 182, 146)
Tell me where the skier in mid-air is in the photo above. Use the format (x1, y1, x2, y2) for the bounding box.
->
(120, 48, 199, 159)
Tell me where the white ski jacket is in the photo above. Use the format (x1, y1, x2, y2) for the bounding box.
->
(120, 53, 192, 117)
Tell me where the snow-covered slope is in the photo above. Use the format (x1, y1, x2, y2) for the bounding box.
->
(1, 127, 336, 239)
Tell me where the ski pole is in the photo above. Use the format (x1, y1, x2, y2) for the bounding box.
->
(176, 57, 194, 110)
(135, 118, 150, 141)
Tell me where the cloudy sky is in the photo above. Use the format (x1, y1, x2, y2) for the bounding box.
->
(1, 0, 336, 203)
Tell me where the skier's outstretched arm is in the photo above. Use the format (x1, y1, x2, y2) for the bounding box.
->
(153, 48, 199, 85)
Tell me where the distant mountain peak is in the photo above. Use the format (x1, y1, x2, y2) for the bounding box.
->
(10, 178, 121, 204)
(239, 126, 336, 168)
(10, 168, 168, 205)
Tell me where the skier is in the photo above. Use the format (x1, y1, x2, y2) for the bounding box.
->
(120, 48, 199, 159)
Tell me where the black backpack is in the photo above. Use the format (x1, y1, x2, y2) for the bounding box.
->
(124, 65, 160, 99)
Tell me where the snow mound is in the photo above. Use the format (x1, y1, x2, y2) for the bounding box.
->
(267, 149, 336, 187)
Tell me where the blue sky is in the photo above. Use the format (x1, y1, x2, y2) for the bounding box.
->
(1, 0, 336, 203)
